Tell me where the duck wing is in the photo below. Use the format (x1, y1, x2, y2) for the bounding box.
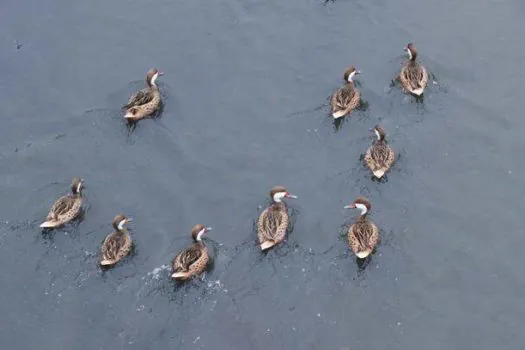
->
(401, 62, 428, 91)
(331, 83, 360, 111)
(172, 244, 203, 272)
(123, 88, 155, 110)
(331, 84, 360, 116)
(348, 219, 379, 254)
(257, 205, 288, 243)
(101, 232, 129, 261)
(367, 142, 395, 169)
(47, 195, 76, 221)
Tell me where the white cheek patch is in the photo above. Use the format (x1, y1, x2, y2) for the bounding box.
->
(118, 220, 126, 230)
(355, 203, 368, 215)
(77, 182, 82, 193)
(347, 71, 356, 82)
(196, 228, 206, 241)
(374, 129, 381, 140)
(273, 192, 286, 202)
(407, 50, 413, 60)
(151, 73, 159, 86)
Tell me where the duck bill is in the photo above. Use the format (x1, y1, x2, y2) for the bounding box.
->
(285, 193, 298, 199)
(343, 204, 356, 209)
(158, 72, 164, 76)
(126, 218, 133, 223)
(205, 227, 212, 232)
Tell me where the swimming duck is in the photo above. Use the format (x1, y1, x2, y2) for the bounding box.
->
(257, 186, 298, 251)
(171, 224, 212, 280)
(399, 43, 428, 96)
(100, 214, 133, 266)
(364, 125, 395, 179)
(40, 177, 84, 228)
(344, 197, 379, 259)
(331, 66, 361, 119)
(123, 68, 163, 121)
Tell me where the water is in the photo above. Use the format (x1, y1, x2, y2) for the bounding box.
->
(1, 0, 524, 349)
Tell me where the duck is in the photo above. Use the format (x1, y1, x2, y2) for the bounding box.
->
(331, 66, 361, 119)
(257, 186, 298, 251)
(344, 196, 379, 259)
(123, 68, 163, 121)
(171, 224, 212, 280)
(364, 125, 396, 179)
(399, 43, 428, 96)
(40, 177, 84, 228)
(100, 214, 133, 266)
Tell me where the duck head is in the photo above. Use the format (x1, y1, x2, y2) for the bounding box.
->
(372, 125, 386, 141)
(112, 214, 132, 230)
(71, 177, 84, 195)
(191, 224, 212, 242)
(404, 43, 418, 61)
(146, 68, 164, 87)
(343, 66, 361, 83)
(344, 196, 372, 216)
(269, 185, 298, 203)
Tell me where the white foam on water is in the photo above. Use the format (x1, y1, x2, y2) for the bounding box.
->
(146, 264, 170, 280)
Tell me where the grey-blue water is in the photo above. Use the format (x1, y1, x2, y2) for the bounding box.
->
(1, 0, 524, 349)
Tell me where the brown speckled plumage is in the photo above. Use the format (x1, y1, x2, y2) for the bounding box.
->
(257, 186, 297, 251)
(40, 178, 84, 228)
(171, 224, 210, 281)
(123, 69, 162, 121)
(331, 66, 361, 119)
(345, 197, 379, 259)
(364, 125, 395, 178)
(399, 43, 428, 96)
(100, 215, 133, 266)
(258, 202, 288, 248)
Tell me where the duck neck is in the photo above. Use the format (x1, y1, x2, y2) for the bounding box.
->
(193, 231, 206, 246)
(357, 213, 369, 222)
(147, 82, 159, 91)
(271, 200, 285, 209)
(346, 70, 357, 84)
(374, 130, 385, 142)
(147, 73, 160, 89)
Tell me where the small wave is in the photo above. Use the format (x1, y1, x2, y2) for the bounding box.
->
(145, 264, 170, 280)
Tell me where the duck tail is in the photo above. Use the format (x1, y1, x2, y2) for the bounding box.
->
(373, 169, 386, 178)
(124, 107, 138, 119)
(356, 250, 372, 259)
(100, 259, 115, 266)
(412, 88, 424, 96)
(40, 220, 59, 228)
(260, 240, 276, 251)
(171, 271, 191, 280)
(332, 110, 347, 119)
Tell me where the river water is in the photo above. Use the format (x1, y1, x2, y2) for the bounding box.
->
(1, 0, 524, 349)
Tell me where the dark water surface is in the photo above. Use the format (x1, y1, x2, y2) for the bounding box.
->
(1, 0, 524, 349)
